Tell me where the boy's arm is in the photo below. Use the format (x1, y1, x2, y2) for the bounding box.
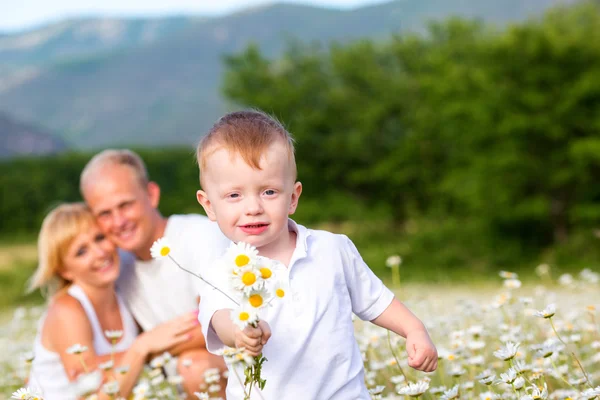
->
(372, 298, 438, 372)
(370, 297, 427, 338)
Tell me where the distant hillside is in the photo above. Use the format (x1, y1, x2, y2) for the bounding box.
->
(0, 112, 67, 158)
(0, 0, 575, 149)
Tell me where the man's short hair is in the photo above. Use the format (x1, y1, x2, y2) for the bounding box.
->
(80, 149, 149, 195)
(196, 110, 296, 186)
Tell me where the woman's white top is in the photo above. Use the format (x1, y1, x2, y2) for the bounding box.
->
(28, 284, 139, 400)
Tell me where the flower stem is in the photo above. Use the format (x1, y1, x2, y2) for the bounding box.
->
(549, 317, 594, 388)
(168, 255, 239, 306)
(386, 330, 407, 381)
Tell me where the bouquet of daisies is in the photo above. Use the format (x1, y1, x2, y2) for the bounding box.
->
(151, 239, 287, 399)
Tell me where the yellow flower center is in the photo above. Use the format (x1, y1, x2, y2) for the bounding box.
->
(447, 354, 455, 361)
(249, 294, 263, 307)
(276, 289, 285, 298)
(260, 267, 272, 279)
(235, 254, 250, 267)
(239, 312, 249, 321)
(160, 247, 170, 256)
(242, 272, 257, 286)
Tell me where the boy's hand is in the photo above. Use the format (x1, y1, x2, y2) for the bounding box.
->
(234, 320, 272, 357)
(406, 330, 438, 372)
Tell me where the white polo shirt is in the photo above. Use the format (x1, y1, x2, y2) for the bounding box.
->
(199, 220, 395, 399)
(117, 214, 230, 331)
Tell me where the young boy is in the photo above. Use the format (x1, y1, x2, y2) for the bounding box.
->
(196, 110, 437, 399)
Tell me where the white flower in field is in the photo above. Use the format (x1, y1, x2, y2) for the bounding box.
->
(580, 268, 600, 284)
(499, 368, 518, 384)
(493, 341, 520, 361)
(479, 375, 496, 386)
(513, 376, 525, 390)
(151, 374, 165, 386)
(66, 343, 88, 354)
(391, 375, 405, 385)
(461, 381, 474, 391)
(73, 370, 103, 397)
(396, 380, 429, 397)
(440, 384, 459, 400)
(168, 375, 184, 385)
(468, 355, 485, 366)
(476, 370, 494, 380)
(226, 242, 258, 268)
(102, 381, 119, 395)
(386, 255, 402, 267)
(231, 265, 263, 294)
(150, 237, 171, 258)
(194, 393, 210, 400)
(504, 278, 522, 289)
(512, 360, 532, 374)
(104, 330, 123, 340)
(467, 341, 486, 351)
(11, 387, 42, 399)
(448, 365, 466, 377)
(535, 264, 549, 276)
(580, 386, 600, 399)
(519, 296, 533, 305)
(430, 386, 447, 395)
(230, 306, 258, 330)
(533, 304, 556, 319)
(132, 381, 150, 396)
(369, 385, 385, 395)
(21, 351, 35, 363)
(499, 271, 518, 279)
(115, 365, 129, 374)
(98, 360, 113, 370)
(527, 383, 548, 399)
(558, 273, 574, 286)
(479, 391, 499, 400)
(468, 325, 484, 337)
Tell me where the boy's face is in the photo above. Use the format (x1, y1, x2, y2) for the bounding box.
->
(197, 140, 302, 254)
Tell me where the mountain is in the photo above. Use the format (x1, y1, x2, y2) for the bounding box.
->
(0, 112, 68, 158)
(0, 0, 575, 149)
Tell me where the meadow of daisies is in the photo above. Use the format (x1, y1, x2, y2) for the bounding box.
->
(2, 264, 600, 400)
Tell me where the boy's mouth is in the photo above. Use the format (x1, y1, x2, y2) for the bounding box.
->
(239, 223, 269, 235)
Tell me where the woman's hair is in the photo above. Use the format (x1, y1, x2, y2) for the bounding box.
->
(29, 203, 97, 298)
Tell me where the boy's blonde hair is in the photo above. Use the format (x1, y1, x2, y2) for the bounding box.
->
(80, 149, 149, 195)
(29, 203, 97, 297)
(196, 110, 296, 186)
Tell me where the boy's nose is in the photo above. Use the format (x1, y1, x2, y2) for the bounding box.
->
(245, 197, 264, 215)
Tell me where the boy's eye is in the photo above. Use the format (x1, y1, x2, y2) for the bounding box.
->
(264, 190, 276, 196)
(228, 193, 240, 199)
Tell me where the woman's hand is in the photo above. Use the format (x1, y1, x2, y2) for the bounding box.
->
(136, 311, 199, 355)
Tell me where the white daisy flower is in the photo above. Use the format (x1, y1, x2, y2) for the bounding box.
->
(533, 304, 556, 319)
(226, 241, 258, 268)
(66, 343, 89, 355)
(396, 380, 429, 397)
(11, 387, 42, 400)
(245, 288, 271, 309)
(230, 306, 258, 330)
(272, 279, 289, 300)
(386, 255, 402, 267)
(499, 270, 518, 279)
(102, 381, 120, 395)
(440, 384, 459, 400)
(150, 237, 171, 259)
(493, 341, 520, 361)
(231, 265, 263, 294)
(194, 393, 210, 400)
(104, 330, 123, 340)
(98, 360, 114, 370)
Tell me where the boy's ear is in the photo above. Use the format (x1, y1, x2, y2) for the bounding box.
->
(288, 181, 302, 215)
(197, 190, 217, 221)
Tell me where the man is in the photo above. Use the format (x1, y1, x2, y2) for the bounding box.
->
(80, 149, 229, 396)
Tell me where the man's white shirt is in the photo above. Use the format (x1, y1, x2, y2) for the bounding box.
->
(199, 219, 395, 400)
(117, 214, 230, 331)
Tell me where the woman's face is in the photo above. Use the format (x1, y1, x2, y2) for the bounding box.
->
(61, 224, 120, 288)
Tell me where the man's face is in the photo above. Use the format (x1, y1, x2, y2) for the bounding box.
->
(82, 164, 160, 254)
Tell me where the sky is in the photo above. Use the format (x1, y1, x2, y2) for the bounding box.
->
(1, 0, 391, 32)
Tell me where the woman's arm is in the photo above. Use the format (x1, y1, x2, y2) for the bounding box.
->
(45, 295, 196, 398)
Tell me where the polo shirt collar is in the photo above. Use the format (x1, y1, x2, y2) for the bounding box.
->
(288, 218, 310, 260)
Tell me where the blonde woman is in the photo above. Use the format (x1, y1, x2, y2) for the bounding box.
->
(28, 203, 198, 399)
